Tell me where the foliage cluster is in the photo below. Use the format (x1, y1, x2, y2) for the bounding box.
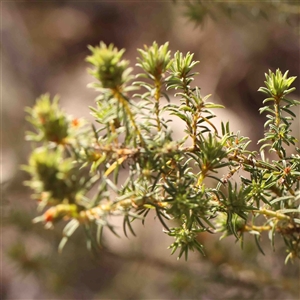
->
(24, 41, 300, 263)
(175, 0, 300, 28)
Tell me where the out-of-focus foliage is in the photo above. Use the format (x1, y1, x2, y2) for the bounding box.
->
(174, 0, 300, 30)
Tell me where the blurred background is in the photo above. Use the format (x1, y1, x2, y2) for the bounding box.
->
(1, 1, 300, 299)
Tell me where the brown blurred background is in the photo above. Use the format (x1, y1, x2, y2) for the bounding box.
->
(1, 1, 300, 299)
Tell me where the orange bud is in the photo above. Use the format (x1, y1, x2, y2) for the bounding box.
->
(44, 208, 55, 222)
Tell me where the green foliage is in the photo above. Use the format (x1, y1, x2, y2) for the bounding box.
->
(25, 94, 69, 144)
(24, 41, 300, 263)
(258, 70, 299, 157)
(86, 42, 132, 89)
(175, 0, 300, 27)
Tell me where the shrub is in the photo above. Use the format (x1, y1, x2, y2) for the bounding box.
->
(24, 41, 300, 263)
